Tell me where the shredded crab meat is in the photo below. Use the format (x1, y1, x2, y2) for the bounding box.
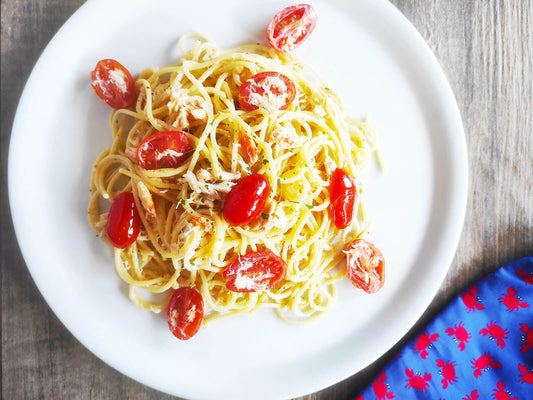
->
(167, 80, 208, 129)
(137, 182, 156, 221)
(270, 124, 306, 150)
(192, 215, 215, 233)
(172, 222, 203, 270)
(182, 169, 241, 201)
(187, 192, 215, 211)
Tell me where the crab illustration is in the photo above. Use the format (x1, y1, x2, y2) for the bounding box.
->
(405, 368, 431, 392)
(518, 363, 533, 384)
(492, 381, 517, 400)
(480, 321, 509, 349)
(355, 396, 364, 400)
(471, 352, 502, 378)
(463, 390, 479, 400)
(412, 331, 439, 359)
(520, 323, 533, 352)
(371, 371, 395, 399)
(436, 359, 457, 389)
(446, 322, 471, 351)
(460, 286, 484, 312)
(498, 286, 529, 311)
(516, 268, 533, 285)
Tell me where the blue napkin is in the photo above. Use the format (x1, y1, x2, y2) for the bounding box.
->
(356, 255, 533, 400)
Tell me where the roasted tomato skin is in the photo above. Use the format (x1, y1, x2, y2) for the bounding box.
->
(91, 59, 136, 109)
(106, 192, 141, 248)
(329, 168, 358, 229)
(136, 130, 192, 170)
(167, 287, 204, 340)
(223, 174, 271, 226)
(346, 239, 385, 294)
(223, 251, 287, 292)
(238, 71, 296, 111)
(267, 4, 318, 52)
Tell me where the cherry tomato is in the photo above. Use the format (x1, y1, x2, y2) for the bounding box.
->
(239, 133, 258, 163)
(267, 4, 317, 52)
(223, 252, 287, 292)
(329, 168, 358, 229)
(136, 130, 192, 170)
(106, 192, 141, 248)
(346, 239, 385, 294)
(167, 287, 204, 340)
(223, 174, 271, 226)
(91, 59, 136, 109)
(238, 71, 296, 111)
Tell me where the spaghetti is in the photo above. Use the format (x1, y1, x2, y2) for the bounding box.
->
(88, 33, 380, 327)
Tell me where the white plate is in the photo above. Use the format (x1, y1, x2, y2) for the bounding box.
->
(8, 0, 467, 399)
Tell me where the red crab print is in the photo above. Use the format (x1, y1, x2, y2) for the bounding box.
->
(498, 286, 529, 311)
(371, 371, 395, 399)
(492, 381, 517, 400)
(461, 286, 484, 312)
(463, 390, 479, 400)
(518, 363, 533, 384)
(520, 323, 533, 352)
(479, 321, 509, 349)
(356, 396, 364, 400)
(405, 368, 431, 392)
(412, 331, 439, 359)
(471, 352, 502, 378)
(436, 359, 458, 389)
(446, 322, 471, 351)
(516, 268, 533, 285)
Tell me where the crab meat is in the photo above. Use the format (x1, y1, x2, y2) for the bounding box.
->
(192, 215, 215, 233)
(137, 181, 156, 220)
(182, 169, 240, 200)
(270, 124, 306, 150)
(167, 81, 208, 129)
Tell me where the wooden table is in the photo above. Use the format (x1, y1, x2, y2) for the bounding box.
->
(2, 1, 532, 399)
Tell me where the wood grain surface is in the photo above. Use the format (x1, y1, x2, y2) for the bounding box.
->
(1, 1, 532, 399)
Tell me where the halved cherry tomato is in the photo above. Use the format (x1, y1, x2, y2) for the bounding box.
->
(346, 239, 385, 294)
(91, 59, 136, 109)
(267, 4, 317, 52)
(238, 71, 296, 112)
(106, 192, 141, 248)
(223, 174, 271, 226)
(329, 168, 358, 229)
(167, 287, 204, 340)
(136, 130, 192, 170)
(223, 251, 287, 292)
(239, 132, 258, 163)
